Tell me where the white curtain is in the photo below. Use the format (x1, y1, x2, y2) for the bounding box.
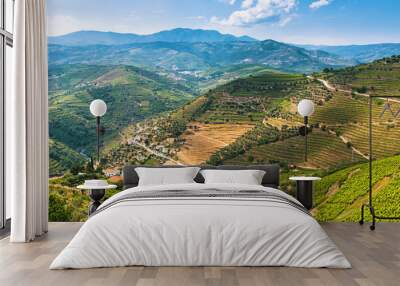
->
(7, 0, 49, 242)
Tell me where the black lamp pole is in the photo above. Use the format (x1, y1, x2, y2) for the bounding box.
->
(96, 116, 100, 163)
(304, 116, 308, 162)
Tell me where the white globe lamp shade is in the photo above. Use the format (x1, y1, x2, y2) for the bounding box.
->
(297, 99, 315, 117)
(90, 99, 107, 117)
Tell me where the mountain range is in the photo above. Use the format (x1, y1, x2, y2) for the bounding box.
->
(48, 39, 357, 74)
(298, 43, 400, 63)
(48, 28, 257, 46)
(49, 29, 400, 66)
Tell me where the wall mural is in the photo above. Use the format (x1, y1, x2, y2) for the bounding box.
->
(47, 0, 400, 222)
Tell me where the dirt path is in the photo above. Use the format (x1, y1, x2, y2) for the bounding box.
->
(131, 141, 184, 166)
(326, 130, 369, 160)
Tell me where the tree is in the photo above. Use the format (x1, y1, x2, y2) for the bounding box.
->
(70, 165, 83, 175)
(85, 158, 94, 174)
(49, 192, 72, 222)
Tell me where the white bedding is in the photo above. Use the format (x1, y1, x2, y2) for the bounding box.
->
(50, 183, 351, 269)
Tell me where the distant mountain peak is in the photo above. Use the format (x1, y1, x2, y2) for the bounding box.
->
(297, 42, 400, 63)
(48, 28, 258, 46)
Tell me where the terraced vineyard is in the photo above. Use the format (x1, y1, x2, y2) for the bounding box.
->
(342, 123, 400, 158)
(196, 71, 331, 124)
(311, 86, 400, 159)
(225, 129, 365, 170)
(313, 155, 400, 222)
(320, 55, 400, 97)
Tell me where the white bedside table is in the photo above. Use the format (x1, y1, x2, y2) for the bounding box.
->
(77, 182, 117, 215)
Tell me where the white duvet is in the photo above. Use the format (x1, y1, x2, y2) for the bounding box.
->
(50, 183, 351, 269)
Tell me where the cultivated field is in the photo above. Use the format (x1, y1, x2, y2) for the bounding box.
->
(322, 55, 400, 97)
(313, 155, 400, 222)
(225, 129, 365, 170)
(175, 123, 254, 164)
(311, 91, 400, 159)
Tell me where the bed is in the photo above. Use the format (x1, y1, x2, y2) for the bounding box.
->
(50, 165, 351, 269)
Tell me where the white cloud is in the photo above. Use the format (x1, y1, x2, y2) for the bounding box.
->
(211, 0, 297, 27)
(309, 0, 332, 10)
(241, 0, 254, 9)
(277, 14, 294, 26)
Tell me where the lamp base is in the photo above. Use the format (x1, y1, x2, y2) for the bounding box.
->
(88, 189, 105, 215)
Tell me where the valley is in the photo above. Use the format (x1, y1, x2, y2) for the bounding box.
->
(47, 28, 400, 223)
(48, 64, 195, 174)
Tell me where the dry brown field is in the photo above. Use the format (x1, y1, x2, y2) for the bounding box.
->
(175, 122, 254, 165)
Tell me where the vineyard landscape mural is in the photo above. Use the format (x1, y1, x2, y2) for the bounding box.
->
(47, 0, 400, 222)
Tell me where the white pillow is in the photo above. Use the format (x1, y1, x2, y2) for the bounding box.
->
(200, 169, 266, 185)
(135, 167, 200, 186)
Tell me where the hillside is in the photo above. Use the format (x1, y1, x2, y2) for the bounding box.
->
(48, 40, 357, 75)
(224, 129, 364, 170)
(49, 139, 87, 176)
(49, 64, 195, 163)
(102, 58, 400, 171)
(53, 57, 400, 222)
(312, 155, 400, 222)
(319, 55, 400, 97)
(311, 56, 400, 160)
(48, 28, 257, 46)
(103, 70, 335, 168)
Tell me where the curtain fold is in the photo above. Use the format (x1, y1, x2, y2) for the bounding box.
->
(8, 0, 49, 242)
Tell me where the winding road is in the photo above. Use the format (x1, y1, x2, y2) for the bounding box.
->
(131, 140, 184, 166)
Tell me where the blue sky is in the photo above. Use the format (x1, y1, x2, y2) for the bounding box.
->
(47, 0, 400, 45)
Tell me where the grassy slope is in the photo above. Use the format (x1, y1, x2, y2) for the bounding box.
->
(320, 55, 400, 97)
(225, 129, 364, 170)
(49, 139, 86, 176)
(313, 155, 400, 222)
